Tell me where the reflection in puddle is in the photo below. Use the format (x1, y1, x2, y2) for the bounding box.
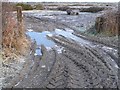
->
(34, 49, 42, 56)
(55, 28, 91, 45)
(26, 31, 55, 55)
(27, 31, 55, 47)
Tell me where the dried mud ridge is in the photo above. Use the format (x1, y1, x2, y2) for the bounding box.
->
(5, 34, 119, 88)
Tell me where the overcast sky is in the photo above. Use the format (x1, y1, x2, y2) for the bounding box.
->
(6, 0, 120, 2)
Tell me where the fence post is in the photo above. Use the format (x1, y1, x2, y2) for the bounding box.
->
(16, 6, 24, 37)
(0, 2, 2, 51)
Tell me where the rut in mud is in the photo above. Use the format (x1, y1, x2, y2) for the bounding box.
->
(6, 31, 118, 88)
(5, 11, 119, 88)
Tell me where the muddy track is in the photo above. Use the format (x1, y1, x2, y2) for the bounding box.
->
(42, 36, 118, 88)
(5, 34, 118, 88)
(4, 14, 119, 88)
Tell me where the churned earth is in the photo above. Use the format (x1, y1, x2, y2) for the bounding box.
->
(2, 10, 119, 89)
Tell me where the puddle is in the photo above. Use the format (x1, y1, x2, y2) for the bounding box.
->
(34, 49, 42, 56)
(27, 31, 55, 47)
(64, 28, 74, 33)
(27, 29, 33, 32)
(26, 31, 55, 55)
(26, 28, 118, 70)
(54, 28, 91, 45)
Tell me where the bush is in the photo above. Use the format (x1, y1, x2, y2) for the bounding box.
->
(34, 4, 45, 10)
(57, 6, 70, 11)
(94, 10, 118, 36)
(2, 2, 29, 56)
(80, 7, 104, 13)
(16, 3, 33, 10)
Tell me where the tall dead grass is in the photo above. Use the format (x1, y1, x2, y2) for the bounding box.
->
(2, 2, 30, 59)
(103, 10, 118, 36)
(95, 10, 118, 36)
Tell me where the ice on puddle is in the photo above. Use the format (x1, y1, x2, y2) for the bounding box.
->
(41, 65, 46, 68)
(64, 28, 74, 33)
(27, 29, 33, 32)
(102, 46, 113, 50)
(47, 34, 53, 37)
(55, 28, 90, 45)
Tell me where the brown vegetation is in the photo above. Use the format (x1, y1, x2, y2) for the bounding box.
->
(34, 4, 45, 10)
(2, 2, 30, 58)
(16, 3, 33, 10)
(57, 6, 70, 11)
(95, 10, 118, 36)
(80, 7, 104, 13)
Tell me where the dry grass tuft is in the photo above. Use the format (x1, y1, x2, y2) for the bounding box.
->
(13, 36, 30, 55)
(103, 10, 118, 36)
(95, 9, 118, 36)
(2, 2, 30, 61)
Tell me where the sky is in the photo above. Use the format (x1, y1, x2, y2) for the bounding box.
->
(5, 0, 120, 2)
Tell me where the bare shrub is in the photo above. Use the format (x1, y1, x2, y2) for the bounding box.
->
(95, 10, 118, 36)
(57, 6, 70, 11)
(34, 4, 45, 10)
(16, 3, 33, 10)
(12, 37, 30, 55)
(80, 7, 104, 13)
(2, 2, 30, 57)
(2, 2, 16, 49)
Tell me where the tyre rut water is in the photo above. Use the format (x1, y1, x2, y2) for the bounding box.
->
(6, 32, 118, 88)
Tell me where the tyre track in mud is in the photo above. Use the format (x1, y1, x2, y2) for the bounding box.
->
(4, 14, 119, 88)
(49, 35, 118, 88)
(6, 34, 118, 88)
(40, 35, 118, 88)
(11, 46, 57, 88)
